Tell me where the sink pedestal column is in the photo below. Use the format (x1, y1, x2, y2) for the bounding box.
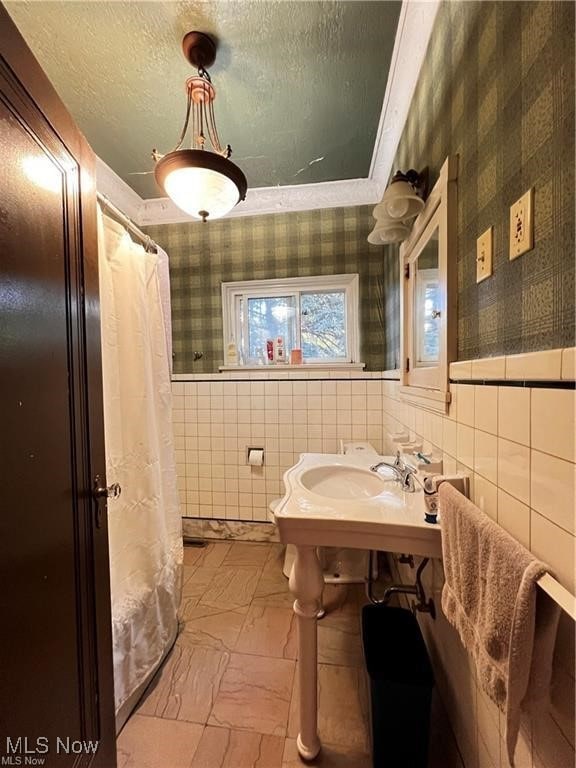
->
(289, 545, 324, 760)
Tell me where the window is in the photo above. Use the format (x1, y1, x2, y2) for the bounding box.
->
(222, 274, 360, 366)
(414, 266, 440, 365)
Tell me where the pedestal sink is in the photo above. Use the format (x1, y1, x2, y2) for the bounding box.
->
(273, 452, 444, 761)
(275, 453, 441, 556)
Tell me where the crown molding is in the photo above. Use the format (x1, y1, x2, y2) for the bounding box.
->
(95, 0, 440, 226)
(369, 0, 440, 197)
(138, 178, 380, 226)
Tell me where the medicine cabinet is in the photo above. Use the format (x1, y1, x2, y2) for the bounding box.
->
(400, 156, 458, 414)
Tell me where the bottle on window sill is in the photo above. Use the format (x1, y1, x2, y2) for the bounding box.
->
(273, 336, 286, 363)
(226, 339, 239, 366)
(290, 348, 303, 365)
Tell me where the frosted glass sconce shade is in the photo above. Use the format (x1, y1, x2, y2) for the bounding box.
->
(367, 167, 428, 245)
(374, 169, 427, 221)
(367, 219, 411, 244)
(374, 179, 423, 220)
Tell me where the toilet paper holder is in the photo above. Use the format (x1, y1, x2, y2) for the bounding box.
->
(246, 446, 265, 466)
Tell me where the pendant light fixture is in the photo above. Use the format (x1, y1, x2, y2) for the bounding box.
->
(153, 31, 247, 222)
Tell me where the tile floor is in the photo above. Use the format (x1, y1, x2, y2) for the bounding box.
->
(117, 540, 462, 768)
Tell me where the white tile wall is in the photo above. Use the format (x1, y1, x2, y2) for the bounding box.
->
(379, 378, 576, 593)
(531, 451, 576, 535)
(531, 389, 575, 463)
(171, 352, 575, 768)
(474, 384, 498, 435)
(562, 348, 575, 380)
(381, 365, 575, 768)
(172, 360, 576, 591)
(505, 349, 563, 380)
(172, 373, 387, 522)
(496, 489, 530, 549)
(471, 355, 506, 380)
(498, 387, 531, 446)
(497, 437, 531, 505)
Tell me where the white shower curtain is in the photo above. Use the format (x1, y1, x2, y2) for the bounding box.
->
(97, 209, 183, 729)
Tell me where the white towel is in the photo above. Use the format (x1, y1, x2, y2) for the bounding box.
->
(439, 483, 560, 764)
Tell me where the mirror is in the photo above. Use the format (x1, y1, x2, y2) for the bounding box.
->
(414, 231, 440, 367)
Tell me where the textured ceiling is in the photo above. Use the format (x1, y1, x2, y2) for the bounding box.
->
(7, 1, 401, 199)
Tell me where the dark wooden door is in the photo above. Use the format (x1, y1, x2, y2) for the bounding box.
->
(0, 7, 116, 767)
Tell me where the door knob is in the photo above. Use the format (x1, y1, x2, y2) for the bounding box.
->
(92, 476, 122, 501)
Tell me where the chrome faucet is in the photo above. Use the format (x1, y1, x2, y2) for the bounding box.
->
(370, 451, 416, 493)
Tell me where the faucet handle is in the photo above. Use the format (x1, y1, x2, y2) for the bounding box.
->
(394, 450, 403, 468)
(402, 472, 416, 492)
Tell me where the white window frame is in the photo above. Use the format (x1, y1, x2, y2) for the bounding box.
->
(221, 274, 360, 366)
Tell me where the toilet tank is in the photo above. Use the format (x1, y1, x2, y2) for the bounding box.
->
(341, 441, 378, 456)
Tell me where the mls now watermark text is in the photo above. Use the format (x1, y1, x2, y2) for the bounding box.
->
(2, 737, 99, 765)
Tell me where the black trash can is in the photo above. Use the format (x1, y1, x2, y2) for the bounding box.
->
(362, 605, 434, 768)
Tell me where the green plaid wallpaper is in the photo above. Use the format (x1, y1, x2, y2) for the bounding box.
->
(147, 0, 573, 371)
(384, 0, 575, 363)
(145, 206, 389, 373)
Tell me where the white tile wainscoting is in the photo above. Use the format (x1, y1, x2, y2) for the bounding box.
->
(172, 372, 390, 524)
(172, 349, 575, 593)
(388, 348, 575, 768)
(172, 347, 575, 768)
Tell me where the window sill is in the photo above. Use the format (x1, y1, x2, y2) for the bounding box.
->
(218, 362, 366, 372)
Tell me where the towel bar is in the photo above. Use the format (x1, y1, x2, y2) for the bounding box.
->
(537, 573, 576, 621)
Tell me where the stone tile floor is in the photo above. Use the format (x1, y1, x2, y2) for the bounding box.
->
(117, 540, 462, 768)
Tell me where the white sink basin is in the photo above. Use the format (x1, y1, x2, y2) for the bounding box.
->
(300, 464, 395, 499)
(274, 453, 444, 560)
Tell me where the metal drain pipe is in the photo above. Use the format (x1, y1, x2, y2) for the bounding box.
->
(366, 552, 435, 618)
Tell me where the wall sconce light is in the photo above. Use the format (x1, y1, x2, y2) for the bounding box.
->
(367, 168, 428, 244)
(367, 220, 411, 245)
(152, 31, 247, 222)
(376, 169, 428, 220)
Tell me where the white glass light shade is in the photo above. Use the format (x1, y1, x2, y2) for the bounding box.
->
(374, 179, 424, 221)
(155, 149, 247, 221)
(163, 166, 240, 220)
(367, 220, 410, 245)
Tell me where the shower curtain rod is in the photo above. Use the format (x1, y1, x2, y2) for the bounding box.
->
(97, 192, 158, 253)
